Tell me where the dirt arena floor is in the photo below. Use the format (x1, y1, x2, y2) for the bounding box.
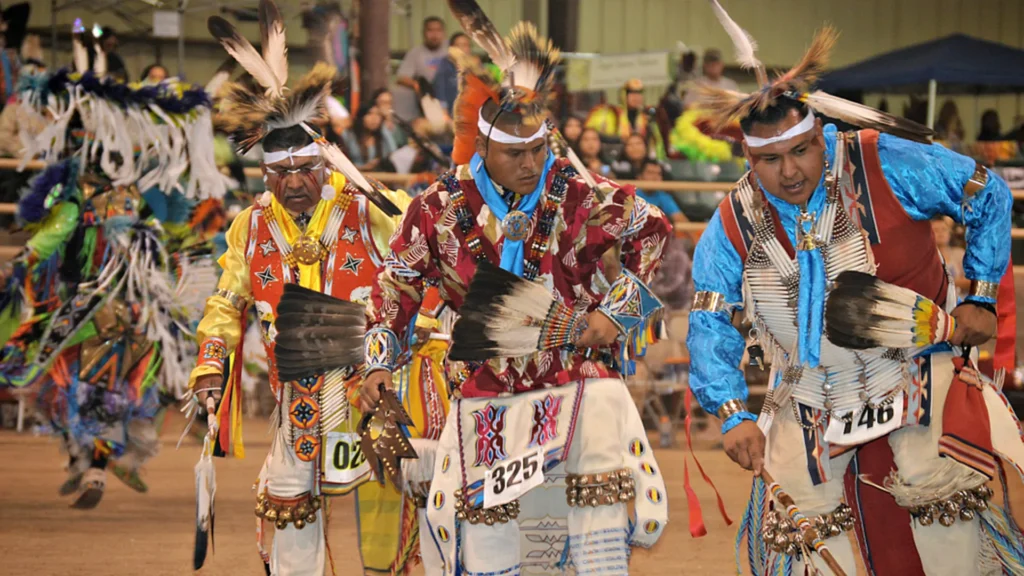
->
(2, 415, 1022, 576)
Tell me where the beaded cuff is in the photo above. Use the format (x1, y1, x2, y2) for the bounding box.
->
(198, 337, 228, 372)
(215, 288, 249, 311)
(967, 279, 999, 301)
(597, 269, 665, 336)
(364, 327, 400, 372)
(691, 290, 728, 313)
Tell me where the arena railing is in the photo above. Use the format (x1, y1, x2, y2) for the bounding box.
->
(0, 159, 1022, 257)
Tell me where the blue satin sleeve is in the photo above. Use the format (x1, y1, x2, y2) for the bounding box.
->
(687, 211, 756, 432)
(878, 133, 1012, 302)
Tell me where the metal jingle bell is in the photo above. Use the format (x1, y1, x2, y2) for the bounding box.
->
(834, 506, 850, 521)
(276, 519, 288, 530)
(785, 543, 800, 556)
(579, 487, 591, 499)
(594, 486, 604, 497)
(295, 503, 310, 518)
(917, 513, 934, 527)
(264, 507, 279, 521)
(959, 508, 976, 522)
(602, 495, 615, 506)
(294, 518, 306, 530)
(311, 497, 322, 511)
(484, 514, 496, 526)
(828, 523, 843, 537)
(497, 514, 509, 524)
(454, 499, 464, 510)
(589, 497, 599, 507)
(939, 513, 956, 527)
(976, 498, 989, 512)
(279, 508, 294, 522)
(508, 507, 519, 519)
(618, 491, 631, 502)
(306, 512, 317, 524)
(774, 534, 788, 547)
(567, 498, 578, 507)
(779, 519, 793, 532)
(841, 517, 856, 532)
(942, 501, 959, 516)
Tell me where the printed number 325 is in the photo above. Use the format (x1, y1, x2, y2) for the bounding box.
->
(492, 451, 540, 495)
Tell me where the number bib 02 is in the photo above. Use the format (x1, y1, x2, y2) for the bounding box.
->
(322, 432, 372, 490)
(824, 393, 904, 446)
(483, 447, 545, 509)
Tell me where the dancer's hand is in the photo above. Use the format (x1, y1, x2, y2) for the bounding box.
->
(950, 303, 997, 347)
(359, 370, 393, 413)
(194, 374, 222, 406)
(576, 311, 620, 349)
(723, 421, 765, 475)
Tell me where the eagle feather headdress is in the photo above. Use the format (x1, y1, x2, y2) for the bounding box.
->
(447, 0, 561, 164)
(209, 0, 399, 215)
(695, 0, 935, 144)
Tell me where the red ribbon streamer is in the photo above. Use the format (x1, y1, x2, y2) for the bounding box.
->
(683, 387, 734, 537)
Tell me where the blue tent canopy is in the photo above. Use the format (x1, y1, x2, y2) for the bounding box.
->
(817, 34, 1024, 94)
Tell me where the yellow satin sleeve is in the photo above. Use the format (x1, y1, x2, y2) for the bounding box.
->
(187, 206, 254, 390)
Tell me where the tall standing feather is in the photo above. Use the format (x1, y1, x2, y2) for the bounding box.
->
(707, 0, 767, 86)
(71, 20, 89, 74)
(773, 26, 838, 92)
(446, 0, 515, 71)
(205, 58, 238, 97)
(208, 16, 283, 98)
(298, 123, 402, 216)
(93, 46, 108, 77)
(798, 91, 935, 144)
(258, 0, 288, 88)
(505, 22, 559, 104)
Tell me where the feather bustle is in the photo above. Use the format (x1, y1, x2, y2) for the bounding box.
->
(446, 0, 515, 71)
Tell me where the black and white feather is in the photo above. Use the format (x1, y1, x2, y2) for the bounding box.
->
(801, 91, 935, 144)
(273, 283, 367, 382)
(449, 261, 585, 361)
(446, 0, 515, 71)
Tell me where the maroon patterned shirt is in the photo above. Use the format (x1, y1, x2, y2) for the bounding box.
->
(368, 158, 670, 398)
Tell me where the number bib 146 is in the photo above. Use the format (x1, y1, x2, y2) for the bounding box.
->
(323, 432, 372, 486)
(483, 447, 544, 509)
(824, 393, 904, 446)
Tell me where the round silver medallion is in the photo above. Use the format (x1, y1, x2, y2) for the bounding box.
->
(501, 210, 532, 242)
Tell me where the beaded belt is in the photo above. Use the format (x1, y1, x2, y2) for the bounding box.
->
(254, 490, 321, 530)
(452, 487, 521, 525)
(565, 468, 635, 507)
(907, 485, 992, 527)
(762, 503, 855, 556)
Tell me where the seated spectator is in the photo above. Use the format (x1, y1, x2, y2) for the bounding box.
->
(560, 116, 583, 150)
(368, 87, 407, 148)
(341, 103, 398, 172)
(586, 78, 665, 159)
(393, 16, 448, 121)
(935, 100, 965, 152)
(635, 159, 686, 226)
(610, 133, 650, 179)
(978, 109, 1004, 142)
(575, 127, 611, 176)
(141, 63, 168, 85)
(682, 48, 738, 108)
(433, 32, 471, 115)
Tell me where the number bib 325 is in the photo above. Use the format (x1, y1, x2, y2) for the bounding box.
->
(824, 393, 904, 446)
(484, 447, 544, 509)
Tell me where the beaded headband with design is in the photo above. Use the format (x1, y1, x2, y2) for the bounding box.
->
(693, 0, 934, 145)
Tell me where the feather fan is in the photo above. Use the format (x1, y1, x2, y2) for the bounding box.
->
(446, 0, 515, 71)
(207, 15, 282, 98)
(449, 261, 588, 361)
(824, 271, 955, 351)
(272, 283, 367, 382)
(258, 0, 288, 88)
(707, 0, 767, 86)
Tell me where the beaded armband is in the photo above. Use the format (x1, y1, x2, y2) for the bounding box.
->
(214, 288, 249, 311)
(198, 337, 228, 372)
(597, 269, 665, 336)
(691, 291, 728, 313)
(967, 279, 999, 301)
(364, 327, 400, 373)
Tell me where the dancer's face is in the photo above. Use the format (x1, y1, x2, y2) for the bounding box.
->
(262, 154, 325, 214)
(743, 109, 825, 206)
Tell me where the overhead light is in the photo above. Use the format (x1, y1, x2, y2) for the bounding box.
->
(72, 18, 84, 34)
(92, 23, 103, 38)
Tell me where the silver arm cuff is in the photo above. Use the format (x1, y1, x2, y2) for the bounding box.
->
(692, 291, 728, 313)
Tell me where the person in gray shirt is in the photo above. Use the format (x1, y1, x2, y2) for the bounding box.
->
(393, 16, 448, 120)
(682, 48, 740, 108)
